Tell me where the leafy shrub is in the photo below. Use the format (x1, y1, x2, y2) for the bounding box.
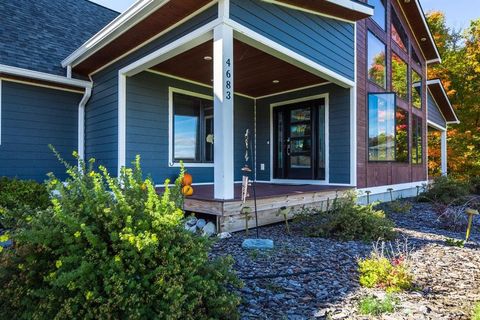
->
(473, 302, 480, 320)
(301, 192, 396, 242)
(358, 255, 412, 293)
(358, 295, 398, 315)
(387, 200, 413, 214)
(470, 176, 480, 195)
(445, 238, 465, 247)
(0, 177, 50, 228)
(0, 156, 240, 319)
(420, 176, 470, 205)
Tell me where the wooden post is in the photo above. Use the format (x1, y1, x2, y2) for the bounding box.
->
(213, 24, 235, 199)
(441, 130, 447, 176)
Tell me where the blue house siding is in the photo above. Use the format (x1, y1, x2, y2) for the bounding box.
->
(85, 5, 218, 175)
(230, 0, 355, 81)
(126, 72, 254, 185)
(427, 91, 446, 128)
(0, 81, 81, 181)
(255, 84, 351, 184)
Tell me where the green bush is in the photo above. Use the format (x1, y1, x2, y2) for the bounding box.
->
(473, 302, 480, 320)
(358, 255, 412, 293)
(358, 295, 398, 316)
(303, 193, 396, 242)
(0, 156, 240, 319)
(420, 176, 470, 204)
(0, 177, 50, 210)
(387, 200, 413, 214)
(470, 176, 480, 195)
(0, 177, 50, 229)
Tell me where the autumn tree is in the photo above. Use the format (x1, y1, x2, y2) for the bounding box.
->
(426, 12, 480, 179)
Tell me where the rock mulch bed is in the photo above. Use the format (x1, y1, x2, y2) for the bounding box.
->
(211, 202, 480, 319)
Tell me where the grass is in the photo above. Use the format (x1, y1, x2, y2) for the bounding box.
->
(445, 238, 465, 248)
(358, 295, 398, 316)
(473, 302, 480, 320)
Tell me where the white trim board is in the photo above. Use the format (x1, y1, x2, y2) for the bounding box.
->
(357, 181, 428, 195)
(0, 64, 91, 89)
(427, 120, 446, 132)
(0, 78, 85, 94)
(269, 93, 331, 184)
(168, 86, 215, 168)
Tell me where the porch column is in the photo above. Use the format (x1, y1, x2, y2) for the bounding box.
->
(213, 24, 235, 199)
(441, 130, 447, 176)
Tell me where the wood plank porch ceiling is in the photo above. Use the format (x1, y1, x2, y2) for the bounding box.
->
(152, 39, 328, 97)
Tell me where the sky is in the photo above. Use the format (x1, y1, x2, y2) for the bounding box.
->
(91, 0, 478, 30)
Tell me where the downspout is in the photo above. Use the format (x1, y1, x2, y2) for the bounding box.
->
(78, 81, 93, 162)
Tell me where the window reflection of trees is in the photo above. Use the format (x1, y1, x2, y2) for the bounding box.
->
(392, 53, 408, 100)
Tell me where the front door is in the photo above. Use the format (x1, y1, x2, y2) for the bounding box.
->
(273, 99, 326, 180)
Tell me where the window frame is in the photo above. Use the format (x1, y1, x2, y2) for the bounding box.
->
(368, 0, 386, 31)
(367, 31, 387, 90)
(411, 68, 423, 109)
(391, 8, 409, 52)
(368, 92, 397, 162)
(395, 106, 409, 163)
(391, 52, 409, 102)
(411, 114, 423, 165)
(168, 87, 214, 168)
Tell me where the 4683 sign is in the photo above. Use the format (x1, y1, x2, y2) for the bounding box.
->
(225, 58, 232, 100)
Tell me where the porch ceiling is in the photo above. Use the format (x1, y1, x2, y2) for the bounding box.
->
(151, 39, 328, 98)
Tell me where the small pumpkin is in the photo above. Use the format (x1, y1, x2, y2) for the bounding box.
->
(182, 185, 194, 196)
(182, 173, 193, 186)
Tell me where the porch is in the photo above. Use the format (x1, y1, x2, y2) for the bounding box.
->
(182, 183, 352, 232)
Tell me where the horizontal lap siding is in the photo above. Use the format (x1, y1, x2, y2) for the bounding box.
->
(256, 84, 351, 184)
(230, 0, 355, 81)
(126, 72, 254, 185)
(85, 6, 218, 175)
(427, 92, 446, 128)
(0, 82, 81, 181)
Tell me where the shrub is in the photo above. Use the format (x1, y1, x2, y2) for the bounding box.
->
(445, 238, 465, 247)
(420, 176, 470, 205)
(358, 295, 398, 316)
(470, 176, 480, 195)
(302, 192, 396, 242)
(387, 200, 413, 214)
(0, 155, 240, 319)
(358, 240, 413, 293)
(473, 302, 480, 320)
(0, 177, 51, 229)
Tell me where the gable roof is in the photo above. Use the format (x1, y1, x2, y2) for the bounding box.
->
(427, 79, 460, 124)
(0, 0, 118, 76)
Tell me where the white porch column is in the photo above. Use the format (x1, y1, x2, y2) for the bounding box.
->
(213, 24, 235, 199)
(441, 130, 447, 176)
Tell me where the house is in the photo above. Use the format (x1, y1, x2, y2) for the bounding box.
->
(0, 0, 459, 231)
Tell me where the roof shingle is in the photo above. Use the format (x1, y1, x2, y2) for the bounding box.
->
(0, 0, 118, 76)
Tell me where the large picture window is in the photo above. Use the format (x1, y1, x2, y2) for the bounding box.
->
(391, 10, 408, 51)
(172, 91, 213, 163)
(412, 70, 422, 109)
(391, 53, 408, 101)
(368, 0, 386, 30)
(411, 115, 423, 164)
(368, 32, 387, 89)
(369, 93, 396, 161)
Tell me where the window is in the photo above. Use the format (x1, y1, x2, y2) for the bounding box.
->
(391, 10, 408, 51)
(411, 115, 423, 164)
(172, 91, 213, 164)
(411, 70, 422, 109)
(368, 32, 386, 89)
(391, 53, 408, 101)
(395, 108, 409, 162)
(368, 93, 396, 161)
(412, 48, 422, 67)
(368, 0, 386, 30)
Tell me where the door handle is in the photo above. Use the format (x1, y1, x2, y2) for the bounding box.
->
(286, 138, 291, 156)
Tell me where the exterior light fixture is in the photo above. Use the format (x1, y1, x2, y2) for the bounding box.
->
(204, 56, 212, 61)
(421, 37, 427, 42)
(272, 80, 280, 84)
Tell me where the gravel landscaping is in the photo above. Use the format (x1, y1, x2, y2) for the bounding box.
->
(212, 201, 480, 319)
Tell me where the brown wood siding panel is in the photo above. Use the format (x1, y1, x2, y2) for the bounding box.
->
(74, 0, 213, 75)
(358, 0, 428, 188)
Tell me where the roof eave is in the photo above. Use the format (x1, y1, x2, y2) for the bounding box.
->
(427, 79, 460, 124)
(325, 0, 374, 17)
(62, 0, 167, 68)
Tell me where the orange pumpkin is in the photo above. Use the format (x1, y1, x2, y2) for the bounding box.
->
(182, 185, 194, 196)
(182, 173, 193, 186)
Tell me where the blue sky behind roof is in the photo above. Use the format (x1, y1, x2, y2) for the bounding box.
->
(91, 0, 478, 30)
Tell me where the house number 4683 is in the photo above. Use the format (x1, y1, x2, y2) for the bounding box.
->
(225, 58, 232, 100)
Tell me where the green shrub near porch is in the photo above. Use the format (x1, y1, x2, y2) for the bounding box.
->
(0, 156, 240, 319)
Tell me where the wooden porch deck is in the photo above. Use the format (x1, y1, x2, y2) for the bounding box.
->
(181, 183, 352, 233)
